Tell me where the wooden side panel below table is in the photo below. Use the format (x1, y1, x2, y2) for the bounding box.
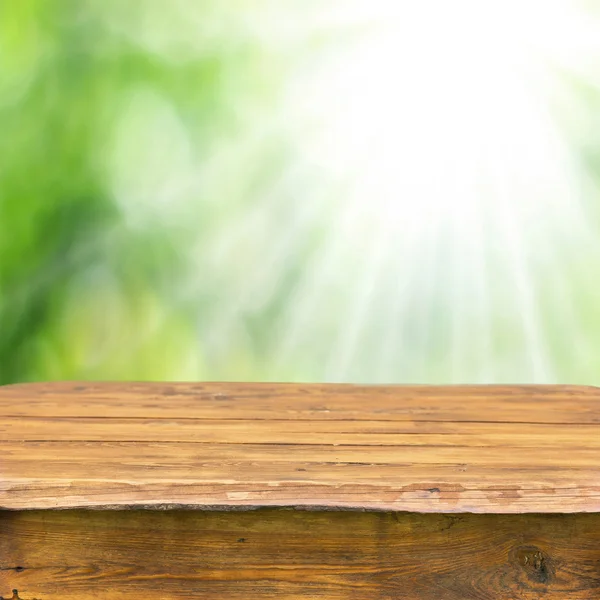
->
(1, 509, 600, 599)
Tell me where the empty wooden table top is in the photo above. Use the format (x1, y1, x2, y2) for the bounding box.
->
(1, 382, 599, 513)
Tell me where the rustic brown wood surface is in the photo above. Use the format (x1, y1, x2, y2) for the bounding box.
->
(2, 509, 600, 599)
(1, 382, 599, 512)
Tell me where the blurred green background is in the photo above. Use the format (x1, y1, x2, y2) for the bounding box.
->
(2, 1, 600, 385)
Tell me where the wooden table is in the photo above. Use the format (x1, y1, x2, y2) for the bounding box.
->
(1, 382, 599, 599)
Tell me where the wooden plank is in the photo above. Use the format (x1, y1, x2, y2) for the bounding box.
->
(3, 441, 600, 512)
(1, 382, 599, 423)
(1, 383, 600, 512)
(2, 509, 600, 599)
(2, 417, 600, 447)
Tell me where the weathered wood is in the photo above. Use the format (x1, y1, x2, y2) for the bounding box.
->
(2, 509, 600, 599)
(2, 382, 600, 599)
(1, 381, 599, 422)
(1, 382, 599, 512)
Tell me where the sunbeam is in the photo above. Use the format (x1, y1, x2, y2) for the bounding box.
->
(4, 1, 600, 385)
(268, 0, 600, 382)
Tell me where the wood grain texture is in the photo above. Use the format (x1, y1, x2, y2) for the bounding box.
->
(2, 509, 600, 599)
(1, 382, 600, 512)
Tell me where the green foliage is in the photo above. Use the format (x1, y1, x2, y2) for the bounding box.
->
(2, 2, 600, 385)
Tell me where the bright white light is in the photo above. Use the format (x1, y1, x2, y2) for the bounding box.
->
(106, 0, 600, 384)
(275, 0, 598, 382)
